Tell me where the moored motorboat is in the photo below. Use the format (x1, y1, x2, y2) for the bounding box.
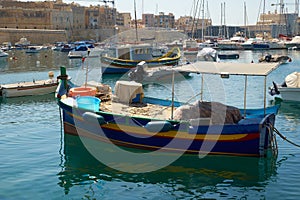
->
(25, 46, 43, 53)
(183, 39, 199, 55)
(0, 71, 58, 98)
(68, 44, 96, 59)
(259, 54, 292, 64)
(217, 33, 246, 50)
(285, 36, 300, 49)
(269, 71, 300, 102)
(60, 44, 74, 52)
(127, 61, 190, 83)
(0, 49, 8, 57)
(217, 51, 239, 59)
(196, 47, 218, 62)
(56, 61, 281, 157)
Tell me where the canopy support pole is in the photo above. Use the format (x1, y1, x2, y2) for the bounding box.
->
(264, 76, 267, 116)
(84, 49, 90, 87)
(200, 74, 204, 101)
(243, 75, 248, 118)
(171, 70, 175, 120)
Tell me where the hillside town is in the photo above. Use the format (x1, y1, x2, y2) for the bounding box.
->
(0, 0, 299, 46)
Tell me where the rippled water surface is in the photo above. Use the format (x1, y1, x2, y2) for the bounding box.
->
(1, 49, 300, 199)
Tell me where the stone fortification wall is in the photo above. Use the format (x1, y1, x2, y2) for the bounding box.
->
(0, 27, 187, 45)
(0, 28, 120, 45)
(0, 28, 67, 45)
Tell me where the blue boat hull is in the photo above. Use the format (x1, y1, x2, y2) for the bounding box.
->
(58, 98, 277, 157)
(252, 43, 270, 50)
(56, 64, 278, 157)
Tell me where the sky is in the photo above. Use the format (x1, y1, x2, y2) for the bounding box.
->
(19, 0, 300, 26)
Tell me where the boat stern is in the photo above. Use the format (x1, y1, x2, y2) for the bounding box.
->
(259, 113, 277, 157)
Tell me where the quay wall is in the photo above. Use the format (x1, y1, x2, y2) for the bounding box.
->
(0, 27, 186, 45)
(0, 28, 118, 45)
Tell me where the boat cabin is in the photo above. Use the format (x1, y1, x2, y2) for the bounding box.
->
(106, 44, 154, 61)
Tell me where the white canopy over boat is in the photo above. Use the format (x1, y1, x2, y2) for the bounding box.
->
(175, 61, 281, 116)
(177, 61, 280, 76)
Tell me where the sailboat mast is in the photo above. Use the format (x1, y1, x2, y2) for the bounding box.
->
(244, 1, 247, 37)
(263, 0, 265, 39)
(224, 2, 228, 38)
(134, 0, 138, 42)
(295, 0, 299, 35)
(142, 0, 144, 16)
(201, 0, 205, 42)
(219, 3, 223, 38)
(206, 1, 211, 36)
(191, 0, 200, 39)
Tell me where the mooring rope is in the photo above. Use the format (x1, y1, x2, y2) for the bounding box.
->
(270, 124, 300, 148)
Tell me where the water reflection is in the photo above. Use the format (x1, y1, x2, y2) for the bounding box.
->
(278, 101, 300, 119)
(0, 50, 98, 73)
(58, 134, 277, 197)
(0, 93, 55, 105)
(275, 100, 300, 137)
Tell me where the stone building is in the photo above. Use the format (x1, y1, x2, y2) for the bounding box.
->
(0, 0, 121, 43)
(142, 14, 155, 27)
(0, 0, 299, 44)
(141, 12, 175, 28)
(176, 16, 212, 33)
(257, 11, 299, 36)
(121, 13, 131, 28)
(155, 12, 175, 29)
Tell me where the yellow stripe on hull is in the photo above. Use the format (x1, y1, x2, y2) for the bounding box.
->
(68, 110, 253, 142)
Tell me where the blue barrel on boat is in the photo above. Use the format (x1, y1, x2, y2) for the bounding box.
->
(76, 96, 100, 112)
(144, 121, 172, 132)
(82, 112, 106, 125)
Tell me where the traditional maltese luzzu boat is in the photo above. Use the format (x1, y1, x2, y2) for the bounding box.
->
(100, 44, 181, 74)
(56, 61, 281, 157)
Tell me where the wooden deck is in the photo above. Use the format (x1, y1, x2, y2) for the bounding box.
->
(100, 100, 173, 120)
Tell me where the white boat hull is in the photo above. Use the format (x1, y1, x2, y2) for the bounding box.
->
(217, 43, 243, 50)
(68, 48, 103, 58)
(68, 51, 87, 58)
(278, 87, 300, 102)
(0, 80, 58, 98)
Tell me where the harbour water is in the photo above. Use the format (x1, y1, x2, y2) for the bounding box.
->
(1, 49, 300, 199)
